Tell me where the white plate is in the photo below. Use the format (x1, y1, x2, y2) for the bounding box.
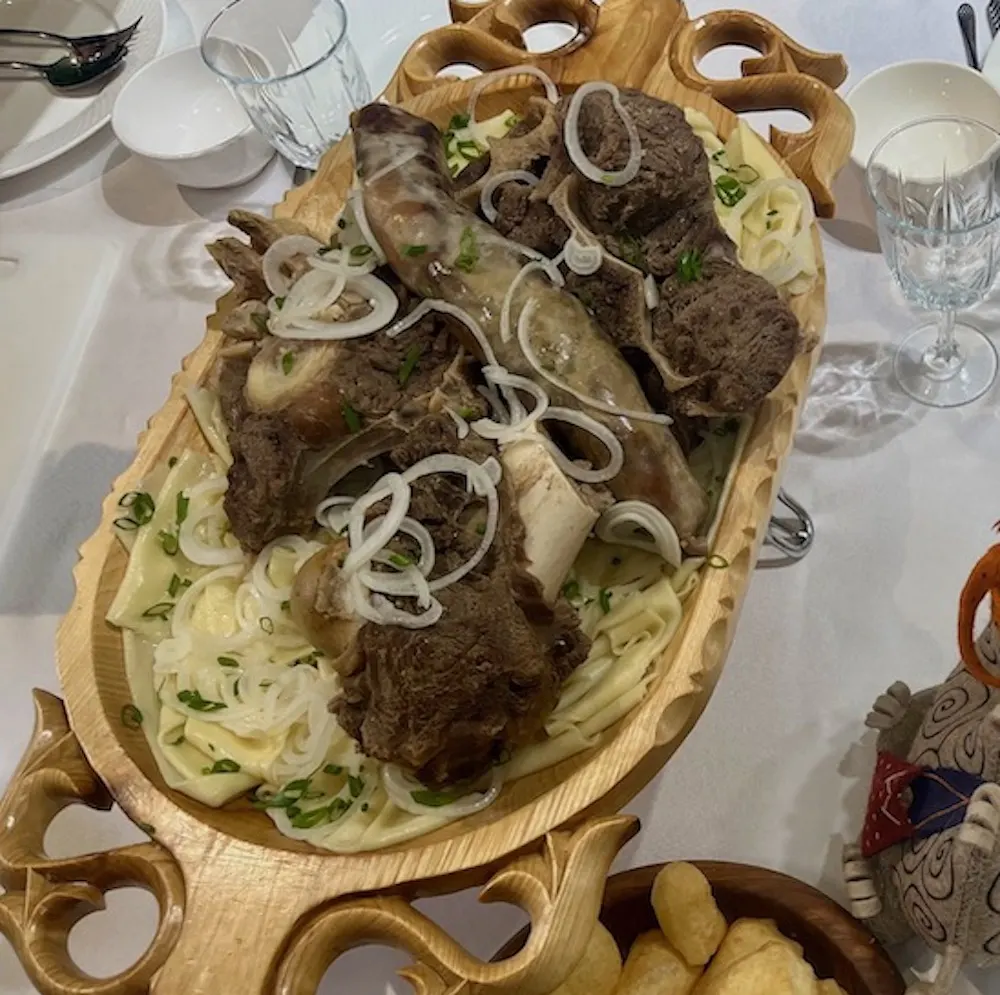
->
(983, 30, 1000, 88)
(0, 0, 165, 180)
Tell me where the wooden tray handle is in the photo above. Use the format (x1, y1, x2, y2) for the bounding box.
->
(385, 0, 677, 103)
(0, 691, 638, 995)
(668, 9, 854, 218)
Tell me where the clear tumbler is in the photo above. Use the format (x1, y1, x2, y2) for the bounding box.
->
(201, 0, 372, 170)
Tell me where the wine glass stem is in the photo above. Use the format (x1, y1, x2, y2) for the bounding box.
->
(923, 310, 965, 381)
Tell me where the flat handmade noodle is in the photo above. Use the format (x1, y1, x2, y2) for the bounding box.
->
(352, 103, 709, 539)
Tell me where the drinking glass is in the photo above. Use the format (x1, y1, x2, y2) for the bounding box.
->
(201, 0, 372, 170)
(867, 116, 1000, 407)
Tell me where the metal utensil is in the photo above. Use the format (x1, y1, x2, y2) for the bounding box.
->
(0, 19, 140, 62)
(989, 0, 1000, 37)
(959, 3, 980, 69)
(759, 490, 815, 567)
(0, 45, 127, 89)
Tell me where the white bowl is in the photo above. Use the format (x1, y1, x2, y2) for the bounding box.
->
(112, 46, 275, 189)
(846, 60, 1000, 171)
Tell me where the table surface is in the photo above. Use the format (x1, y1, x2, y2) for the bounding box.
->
(1, 0, 998, 991)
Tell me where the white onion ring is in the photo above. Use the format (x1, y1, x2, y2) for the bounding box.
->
(467, 67, 558, 129)
(564, 82, 642, 188)
(480, 170, 539, 223)
(309, 250, 378, 277)
(365, 147, 420, 187)
(563, 233, 603, 276)
(516, 298, 672, 425)
(348, 186, 387, 264)
(171, 564, 252, 649)
(388, 299, 499, 367)
(595, 500, 683, 567)
(644, 274, 659, 310)
(179, 498, 245, 567)
(316, 495, 355, 533)
(500, 260, 564, 343)
(470, 368, 549, 442)
(272, 273, 399, 341)
(343, 473, 411, 575)
(445, 406, 471, 439)
(538, 406, 624, 483)
(261, 235, 324, 297)
(382, 764, 501, 818)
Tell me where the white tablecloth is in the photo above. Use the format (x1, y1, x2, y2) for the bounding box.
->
(1, 0, 997, 990)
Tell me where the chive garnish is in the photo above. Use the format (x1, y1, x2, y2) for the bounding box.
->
(120, 704, 143, 729)
(562, 579, 580, 600)
(282, 352, 295, 375)
(455, 226, 479, 273)
(115, 491, 155, 530)
(456, 139, 482, 159)
(290, 807, 334, 829)
(599, 588, 612, 614)
(350, 245, 373, 259)
(398, 344, 422, 387)
(324, 764, 344, 776)
(341, 400, 362, 433)
(217, 656, 240, 668)
(348, 774, 364, 798)
(458, 406, 478, 419)
(714, 174, 746, 207)
(388, 552, 412, 568)
(251, 312, 270, 336)
(275, 295, 286, 309)
(159, 530, 179, 556)
(168, 574, 182, 598)
(175, 491, 189, 525)
(402, 244, 428, 257)
(677, 249, 703, 283)
(168, 456, 178, 468)
(448, 112, 470, 131)
(259, 616, 275, 634)
(142, 602, 174, 620)
(337, 218, 347, 230)
(177, 689, 226, 712)
(617, 234, 646, 270)
(202, 758, 241, 775)
(728, 163, 760, 185)
(411, 787, 461, 807)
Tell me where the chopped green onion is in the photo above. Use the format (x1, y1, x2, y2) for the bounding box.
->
(348, 774, 364, 798)
(177, 689, 226, 713)
(282, 352, 295, 375)
(458, 406, 478, 419)
(728, 164, 760, 184)
(361, 802, 370, 812)
(167, 574, 182, 598)
(259, 616, 275, 635)
(114, 517, 140, 531)
(448, 112, 470, 131)
(714, 174, 746, 207)
(120, 704, 143, 729)
(350, 245, 373, 259)
(176, 491, 189, 526)
(562, 579, 581, 600)
(617, 234, 646, 270)
(281, 600, 290, 612)
(599, 588, 613, 614)
(767, 209, 779, 217)
(324, 764, 344, 776)
(142, 602, 174, 620)
(398, 344, 422, 387)
(217, 656, 240, 668)
(677, 249, 703, 283)
(275, 295, 287, 309)
(402, 244, 428, 257)
(158, 530, 179, 556)
(456, 139, 482, 160)
(119, 491, 155, 521)
(337, 218, 347, 230)
(290, 807, 334, 829)
(505, 113, 520, 130)
(166, 732, 185, 747)
(475, 522, 486, 535)
(388, 552, 412, 568)
(342, 400, 362, 434)
(712, 149, 727, 162)
(168, 457, 178, 468)
(294, 652, 321, 668)
(707, 554, 730, 569)
(455, 226, 479, 273)
(252, 312, 270, 336)
(202, 758, 241, 775)
(411, 787, 462, 807)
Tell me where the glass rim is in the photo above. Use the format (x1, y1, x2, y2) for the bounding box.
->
(200, 0, 350, 86)
(865, 114, 1000, 235)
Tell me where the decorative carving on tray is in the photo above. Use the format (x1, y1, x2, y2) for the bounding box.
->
(0, 691, 184, 995)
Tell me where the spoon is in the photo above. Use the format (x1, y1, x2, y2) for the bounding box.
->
(0, 45, 127, 89)
(0, 18, 141, 62)
(958, 3, 980, 70)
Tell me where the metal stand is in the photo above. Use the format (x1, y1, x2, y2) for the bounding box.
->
(760, 489, 814, 567)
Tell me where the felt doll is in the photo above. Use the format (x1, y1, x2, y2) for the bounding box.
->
(844, 538, 1000, 994)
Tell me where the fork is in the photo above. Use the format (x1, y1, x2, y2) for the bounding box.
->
(0, 45, 127, 89)
(989, 0, 1000, 37)
(0, 18, 140, 62)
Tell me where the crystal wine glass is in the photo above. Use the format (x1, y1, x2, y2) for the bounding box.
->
(867, 116, 1000, 407)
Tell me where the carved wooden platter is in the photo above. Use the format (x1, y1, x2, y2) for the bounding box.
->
(1, 1, 854, 992)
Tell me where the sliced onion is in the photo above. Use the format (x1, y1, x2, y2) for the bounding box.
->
(343, 473, 411, 574)
(481, 170, 539, 223)
(470, 368, 549, 443)
(595, 500, 683, 567)
(251, 536, 322, 603)
(273, 273, 399, 341)
(730, 177, 815, 231)
(179, 499, 245, 566)
(262, 235, 324, 297)
(348, 186, 387, 264)
(644, 274, 659, 310)
(564, 82, 641, 188)
(382, 764, 501, 818)
(365, 147, 419, 187)
(309, 250, 378, 278)
(468, 67, 558, 129)
(388, 299, 499, 367)
(500, 260, 564, 343)
(538, 406, 624, 483)
(445, 406, 471, 439)
(316, 495, 355, 533)
(171, 564, 250, 647)
(357, 515, 437, 593)
(371, 591, 443, 628)
(564, 232, 603, 276)
(517, 298, 672, 425)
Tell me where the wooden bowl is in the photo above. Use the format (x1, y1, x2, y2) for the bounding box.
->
(0, 1, 855, 993)
(495, 862, 908, 995)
